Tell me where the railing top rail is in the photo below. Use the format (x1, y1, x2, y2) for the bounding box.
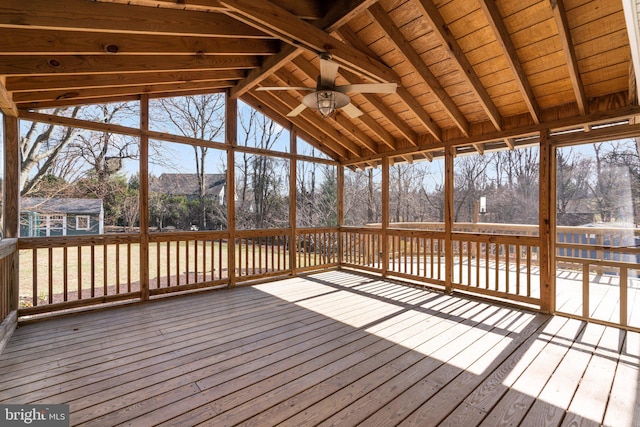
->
(149, 230, 230, 242)
(18, 234, 141, 249)
(235, 228, 291, 238)
(0, 238, 17, 259)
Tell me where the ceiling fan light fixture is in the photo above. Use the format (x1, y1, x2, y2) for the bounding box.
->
(317, 90, 334, 117)
(302, 91, 350, 118)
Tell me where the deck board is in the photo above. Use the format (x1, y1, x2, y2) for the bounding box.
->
(0, 270, 639, 426)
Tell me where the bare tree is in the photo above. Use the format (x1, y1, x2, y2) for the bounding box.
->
(235, 103, 287, 229)
(153, 94, 225, 229)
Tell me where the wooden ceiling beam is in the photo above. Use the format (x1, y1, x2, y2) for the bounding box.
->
(478, 0, 541, 124)
(0, 28, 280, 56)
(0, 77, 17, 117)
(0, 55, 258, 76)
(273, 65, 379, 154)
(93, 0, 324, 20)
(368, 3, 470, 136)
(6, 70, 246, 92)
(230, 45, 299, 99)
(248, 91, 350, 160)
(17, 95, 142, 110)
(219, 0, 396, 84)
(229, 0, 378, 100)
(13, 81, 236, 104)
(413, 0, 503, 131)
(550, 0, 588, 115)
(0, 0, 267, 38)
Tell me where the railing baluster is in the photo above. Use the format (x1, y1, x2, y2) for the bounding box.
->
(48, 248, 53, 304)
(620, 267, 628, 327)
(90, 245, 95, 298)
(79, 246, 83, 300)
(104, 243, 108, 295)
(127, 242, 132, 293)
(64, 246, 68, 301)
(582, 263, 590, 318)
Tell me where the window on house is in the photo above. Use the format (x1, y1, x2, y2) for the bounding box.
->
(76, 215, 90, 230)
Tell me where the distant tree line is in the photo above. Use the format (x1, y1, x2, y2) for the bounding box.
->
(17, 96, 640, 234)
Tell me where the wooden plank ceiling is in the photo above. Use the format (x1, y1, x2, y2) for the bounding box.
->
(0, 0, 636, 166)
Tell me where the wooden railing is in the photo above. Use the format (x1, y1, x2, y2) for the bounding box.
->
(18, 234, 141, 315)
(0, 239, 18, 352)
(0, 239, 17, 322)
(387, 229, 445, 286)
(149, 231, 229, 295)
(556, 235, 640, 329)
(451, 233, 540, 305)
(295, 227, 339, 272)
(13, 221, 640, 330)
(341, 227, 383, 273)
(235, 229, 291, 281)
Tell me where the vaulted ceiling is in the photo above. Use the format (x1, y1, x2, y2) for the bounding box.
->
(1, 0, 638, 167)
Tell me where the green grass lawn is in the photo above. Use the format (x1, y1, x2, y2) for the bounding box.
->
(18, 240, 307, 306)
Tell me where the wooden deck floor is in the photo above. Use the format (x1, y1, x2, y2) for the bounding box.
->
(1, 270, 639, 426)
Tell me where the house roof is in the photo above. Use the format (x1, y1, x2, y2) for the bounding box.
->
(2, 0, 640, 167)
(21, 197, 103, 215)
(150, 173, 226, 197)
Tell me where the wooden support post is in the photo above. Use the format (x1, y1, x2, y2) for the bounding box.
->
(289, 127, 297, 276)
(337, 165, 344, 268)
(444, 145, 454, 293)
(139, 95, 150, 301)
(3, 115, 19, 314)
(381, 156, 389, 277)
(539, 129, 555, 313)
(226, 92, 237, 287)
(4, 115, 18, 239)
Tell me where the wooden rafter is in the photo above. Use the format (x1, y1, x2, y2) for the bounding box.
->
(12, 80, 236, 105)
(229, 0, 378, 99)
(286, 57, 396, 150)
(230, 45, 299, 99)
(0, 55, 259, 76)
(271, 69, 378, 155)
(0, 0, 266, 38)
(242, 92, 348, 161)
(337, 66, 417, 145)
(219, 0, 396, 84)
(0, 28, 279, 56)
(258, 79, 363, 157)
(94, 0, 324, 20)
(368, 3, 470, 136)
(0, 76, 17, 117)
(6, 70, 246, 92)
(247, 91, 348, 161)
(413, 0, 503, 131)
(336, 26, 437, 143)
(550, 0, 587, 115)
(478, 0, 541, 124)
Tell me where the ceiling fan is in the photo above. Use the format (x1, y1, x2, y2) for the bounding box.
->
(256, 53, 397, 119)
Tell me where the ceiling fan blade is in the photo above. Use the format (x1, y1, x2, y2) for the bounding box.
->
(319, 57, 339, 88)
(341, 103, 363, 118)
(335, 83, 398, 94)
(257, 86, 314, 91)
(287, 103, 307, 117)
